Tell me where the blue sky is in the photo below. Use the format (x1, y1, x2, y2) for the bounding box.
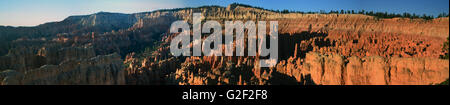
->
(0, 0, 448, 26)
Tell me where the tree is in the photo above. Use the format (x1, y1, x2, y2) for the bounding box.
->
(368, 11, 374, 16)
(320, 10, 326, 14)
(281, 9, 290, 14)
(359, 10, 365, 14)
(437, 12, 449, 18)
(441, 37, 449, 59)
(437, 79, 449, 85)
(403, 12, 411, 18)
(329, 10, 338, 14)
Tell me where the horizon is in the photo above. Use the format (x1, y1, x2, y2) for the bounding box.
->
(1, 0, 448, 26)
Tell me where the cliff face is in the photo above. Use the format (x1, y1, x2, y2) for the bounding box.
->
(120, 5, 449, 85)
(0, 46, 96, 72)
(0, 53, 125, 85)
(275, 52, 449, 85)
(0, 44, 125, 85)
(0, 4, 448, 85)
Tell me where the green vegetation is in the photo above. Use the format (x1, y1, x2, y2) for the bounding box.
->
(139, 41, 163, 58)
(277, 9, 447, 20)
(441, 37, 449, 59)
(437, 79, 449, 85)
(437, 12, 450, 18)
(138, 3, 449, 20)
(227, 3, 449, 20)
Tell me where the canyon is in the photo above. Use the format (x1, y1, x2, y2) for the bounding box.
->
(0, 4, 448, 85)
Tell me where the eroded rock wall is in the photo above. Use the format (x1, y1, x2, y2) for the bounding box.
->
(275, 52, 449, 85)
(0, 53, 125, 85)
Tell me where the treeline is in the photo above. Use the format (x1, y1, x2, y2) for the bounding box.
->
(276, 9, 449, 20)
(153, 3, 448, 20)
(229, 3, 449, 20)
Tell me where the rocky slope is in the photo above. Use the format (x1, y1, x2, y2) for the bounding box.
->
(275, 52, 449, 85)
(0, 4, 448, 85)
(1, 53, 125, 85)
(123, 4, 449, 85)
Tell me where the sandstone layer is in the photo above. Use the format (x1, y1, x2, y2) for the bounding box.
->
(275, 52, 449, 85)
(0, 53, 125, 85)
(0, 4, 448, 85)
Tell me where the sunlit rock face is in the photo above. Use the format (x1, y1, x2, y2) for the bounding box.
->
(274, 52, 449, 85)
(1, 4, 448, 85)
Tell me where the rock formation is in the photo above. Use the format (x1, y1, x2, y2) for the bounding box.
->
(0, 53, 125, 85)
(0, 4, 448, 85)
(274, 52, 449, 85)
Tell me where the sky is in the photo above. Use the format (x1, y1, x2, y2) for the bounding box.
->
(0, 0, 448, 26)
